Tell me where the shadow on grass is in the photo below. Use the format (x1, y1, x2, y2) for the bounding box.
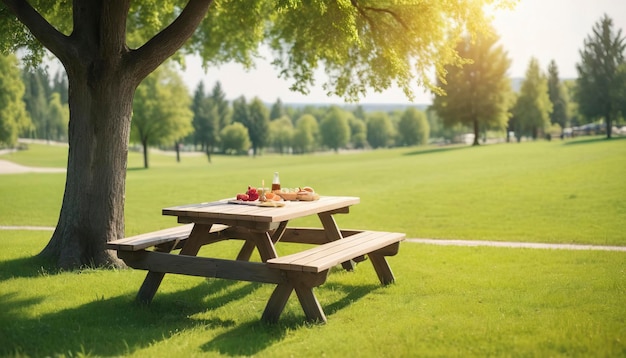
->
(562, 136, 626, 146)
(0, 255, 57, 281)
(0, 279, 254, 357)
(0, 270, 381, 357)
(403, 144, 470, 156)
(201, 281, 379, 356)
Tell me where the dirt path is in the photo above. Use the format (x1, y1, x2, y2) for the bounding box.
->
(0, 159, 65, 174)
(1, 225, 624, 252)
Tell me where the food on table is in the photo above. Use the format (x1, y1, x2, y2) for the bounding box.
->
(277, 186, 319, 201)
(235, 186, 259, 201)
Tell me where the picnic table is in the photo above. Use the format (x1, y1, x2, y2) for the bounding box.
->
(107, 196, 405, 323)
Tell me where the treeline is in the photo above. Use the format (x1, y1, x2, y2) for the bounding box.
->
(2, 15, 624, 162)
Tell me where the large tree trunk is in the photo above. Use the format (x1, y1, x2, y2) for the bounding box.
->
(39, 63, 135, 268)
(2, 0, 214, 269)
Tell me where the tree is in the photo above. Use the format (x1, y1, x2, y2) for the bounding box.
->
(190, 81, 220, 161)
(131, 66, 193, 168)
(220, 122, 250, 155)
(21, 66, 48, 139)
(269, 115, 293, 154)
(398, 107, 430, 146)
(512, 58, 553, 140)
(0, 53, 31, 147)
(348, 116, 368, 149)
(269, 98, 285, 120)
(210, 81, 230, 132)
(575, 14, 626, 139)
(320, 106, 350, 152)
(292, 114, 319, 154)
(46, 92, 69, 142)
(431, 29, 512, 146)
(0, 0, 509, 269)
(366, 112, 394, 149)
(547, 60, 569, 134)
(246, 97, 270, 155)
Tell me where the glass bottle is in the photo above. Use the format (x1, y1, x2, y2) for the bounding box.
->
(272, 172, 281, 192)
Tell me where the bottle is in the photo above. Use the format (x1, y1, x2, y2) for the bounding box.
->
(272, 172, 281, 192)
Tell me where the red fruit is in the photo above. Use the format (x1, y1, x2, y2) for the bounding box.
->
(248, 192, 259, 201)
(237, 193, 249, 201)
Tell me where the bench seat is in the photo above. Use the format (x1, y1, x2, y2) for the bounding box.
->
(106, 224, 228, 251)
(266, 230, 405, 273)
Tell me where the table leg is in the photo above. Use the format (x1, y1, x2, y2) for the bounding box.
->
(136, 223, 210, 304)
(236, 221, 287, 262)
(317, 213, 355, 271)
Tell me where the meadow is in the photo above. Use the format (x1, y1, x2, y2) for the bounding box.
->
(0, 137, 625, 357)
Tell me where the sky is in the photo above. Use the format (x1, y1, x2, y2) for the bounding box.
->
(178, 0, 626, 105)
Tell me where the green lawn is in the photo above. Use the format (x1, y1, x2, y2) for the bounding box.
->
(0, 137, 625, 357)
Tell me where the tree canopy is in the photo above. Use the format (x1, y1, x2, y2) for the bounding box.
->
(0, 0, 515, 269)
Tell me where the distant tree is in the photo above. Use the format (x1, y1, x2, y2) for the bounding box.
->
(191, 82, 223, 162)
(367, 112, 394, 149)
(246, 97, 270, 156)
(292, 114, 319, 154)
(512, 58, 553, 140)
(47, 92, 68, 141)
(398, 107, 430, 146)
(210, 81, 230, 131)
(131, 66, 193, 168)
(348, 116, 368, 149)
(352, 105, 366, 121)
(563, 80, 583, 127)
(575, 14, 626, 139)
(0, 53, 31, 147)
(52, 70, 68, 105)
(232, 96, 249, 126)
(220, 122, 250, 155)
(269, 98, 285, 120)
(547, 60, 569, 134)
(21, 66, 48, 139)
(431, 29, 512, 145)
(269, 115, 293, 154)
(320, 106, 350, 152)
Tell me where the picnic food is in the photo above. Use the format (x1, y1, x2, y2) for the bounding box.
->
(236, 186, 259, 201)
(277, 186, 319, 201)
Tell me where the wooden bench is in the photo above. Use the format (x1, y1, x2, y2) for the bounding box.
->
(106, 223, 230, 252)
(263, 230, 405, 322)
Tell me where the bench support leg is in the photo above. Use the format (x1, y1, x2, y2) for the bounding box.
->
(262, 283, 293, 323)
(368, 253, 395, 285)
(135, 224, 210, 304)
(262, 270, 329, 323)
(294, 285, 326, 323)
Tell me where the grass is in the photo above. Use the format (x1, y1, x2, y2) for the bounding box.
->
(0, 137, 625, 356)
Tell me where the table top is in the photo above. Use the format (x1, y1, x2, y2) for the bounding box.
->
(163, 196, 360, 224)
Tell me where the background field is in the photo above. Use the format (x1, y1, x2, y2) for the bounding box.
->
(0, 137, 625, 357)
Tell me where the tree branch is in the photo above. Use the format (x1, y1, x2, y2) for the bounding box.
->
(1, 0, 70, 61)
(350, 0, 408, 30)
(128, 0, 213, 82)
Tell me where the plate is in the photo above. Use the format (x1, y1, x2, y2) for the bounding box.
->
(227, 200, 285, 207)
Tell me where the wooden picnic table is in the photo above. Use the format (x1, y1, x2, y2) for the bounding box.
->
(109, 196, 404, 323)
